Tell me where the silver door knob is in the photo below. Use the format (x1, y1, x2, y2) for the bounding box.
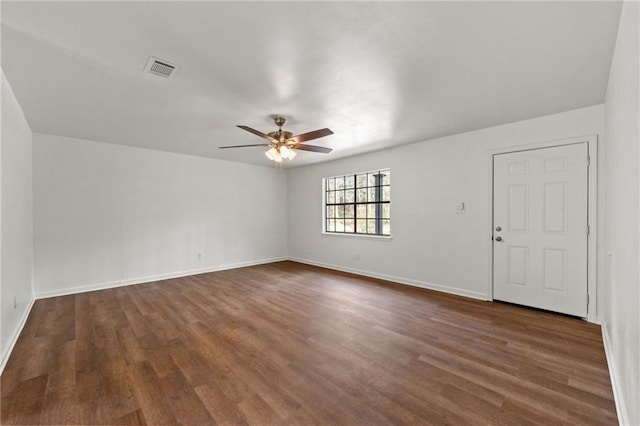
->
(495, 226, 502, 232)
(495, 236, 503, 242)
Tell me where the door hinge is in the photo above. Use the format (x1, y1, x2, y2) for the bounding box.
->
(586, 224, 590, 236)
(587, 294, 590, 306)
(586, 155, 591, 166)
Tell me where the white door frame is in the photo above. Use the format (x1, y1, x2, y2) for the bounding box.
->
(486, 135, 598, 322)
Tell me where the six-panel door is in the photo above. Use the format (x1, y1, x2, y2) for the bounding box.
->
(493, 143, 589, 317)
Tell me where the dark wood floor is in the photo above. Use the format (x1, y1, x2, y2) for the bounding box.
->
(1, 261, 616, 425)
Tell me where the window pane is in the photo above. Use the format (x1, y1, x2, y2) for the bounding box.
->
(336, 219, 345, 232)
(345, 205, 354, 218)
(382, 172, 390, 185)
(382, 186, 390, 202)
(368, 187, 376, 202)
(368, 173, 377, 186)
(382, 219, 391, 235)
(367, 219, 376, 234)
(357, 204, 367, 219)
(328, 191, 335, 204)
(357, 174, 367, 188)
(345, 219, 355, 232)
(336, 190, 345, 203)
(356, 219, 367, 233)
(327, 178, 335, 190)
(345, 175, 355, 189)
(382, 204, 390, 219)
(357, 189, 367, 203)
(337, 205, 345, 218)
(327, 219, 335, 232)
(326, 206, 333, 219)
(336, 177, 345, 189)
(345, 189, 355, 203)
(367, 204, 376, 218)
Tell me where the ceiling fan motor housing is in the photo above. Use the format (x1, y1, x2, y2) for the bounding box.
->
(268, 130, 294, 143)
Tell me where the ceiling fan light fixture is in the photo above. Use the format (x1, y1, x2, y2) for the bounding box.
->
(288, 149, 297, 161)
(280, 145, 291, 159)
(265, 148, 275, 160)
(272, 149, 283, 162)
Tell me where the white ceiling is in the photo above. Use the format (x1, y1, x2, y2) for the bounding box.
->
(1, 1, 622, 168)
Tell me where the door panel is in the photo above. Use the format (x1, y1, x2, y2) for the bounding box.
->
(493, 143, 588, 317)
(509, 184, 529, 231)
(543, 182, 567, 233)
(508, 246, 528, 285)
(543, 248, 567, 292)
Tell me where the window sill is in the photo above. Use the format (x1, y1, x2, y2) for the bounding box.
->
(321, 232, 393, 241)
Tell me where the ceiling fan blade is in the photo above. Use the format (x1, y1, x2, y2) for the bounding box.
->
(290, 128, 333, 144)
(293, 144, 333, 154)
(219, 143, 270, 149)
(237, 125, 279, 143)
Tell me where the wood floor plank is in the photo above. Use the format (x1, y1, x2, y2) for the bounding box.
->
(1, 261, 617, 425)
(194, 383, 249, 426)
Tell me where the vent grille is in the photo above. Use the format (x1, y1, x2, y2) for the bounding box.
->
(144, 57, 180, 79)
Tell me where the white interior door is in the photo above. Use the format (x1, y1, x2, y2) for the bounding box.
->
(493, 143, 589, 317)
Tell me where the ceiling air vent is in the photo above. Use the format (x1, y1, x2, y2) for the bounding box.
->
(144, 56, 180, 79)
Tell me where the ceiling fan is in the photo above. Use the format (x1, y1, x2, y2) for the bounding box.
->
(219, 116, 333, 162)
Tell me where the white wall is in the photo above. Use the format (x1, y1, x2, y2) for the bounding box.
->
(1, 72, 34, 372)
(33, 134, 288, 297)
(288, 105, 604, 302)
(603, 2, 640, 424)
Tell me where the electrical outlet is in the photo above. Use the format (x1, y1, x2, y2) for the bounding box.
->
(352, 253, 360, 261)
(197, 253, 203, 261)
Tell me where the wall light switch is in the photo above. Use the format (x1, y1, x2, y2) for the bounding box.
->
(456, 202, 465, 214)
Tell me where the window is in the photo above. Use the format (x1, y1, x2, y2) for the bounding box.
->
(324, 169, 390, 236)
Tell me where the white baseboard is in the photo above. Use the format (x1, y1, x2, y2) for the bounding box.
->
(35, 257, 288, 299)
(0, 295, 36, 375)
(288, 257, 489, 301)
(602, 324, 629, 426)
(34, 256, 488, 303)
